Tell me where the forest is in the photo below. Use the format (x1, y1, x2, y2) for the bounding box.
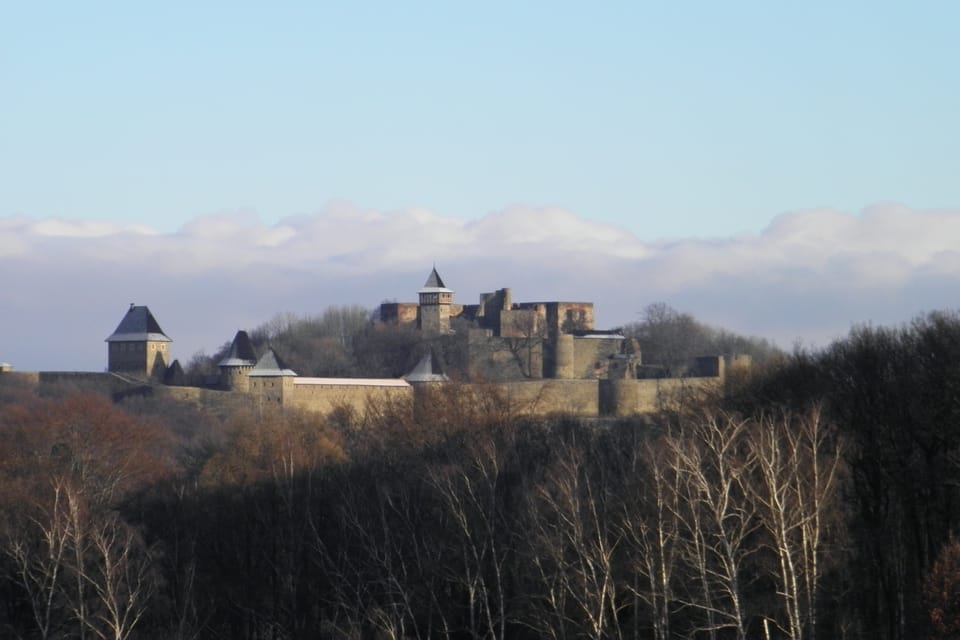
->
(2, 308, 960, 639)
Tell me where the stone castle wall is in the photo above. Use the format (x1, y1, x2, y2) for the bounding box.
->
(285, 379, 412, 417)
(379, 302, 419, 326)
(107, 341, 170, 379)
(467, 329, 545, 381)
(462, 379, 601, 417)
(248, 376, 290, 405)
(3, 363, 726, 422)
(599, 376, 722, 416)
(572, 336, 624, 379)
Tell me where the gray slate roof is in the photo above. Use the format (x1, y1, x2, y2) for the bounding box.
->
(105, 305, 172, 342)
(248, 348, 298, 377)
(218, 330, 258, 367)
(404, 351, 450, 383)
(419, 266, 453, 294)
(424, 266, 446, 288)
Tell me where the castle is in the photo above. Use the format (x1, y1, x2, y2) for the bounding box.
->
(1, 268, 734, 418)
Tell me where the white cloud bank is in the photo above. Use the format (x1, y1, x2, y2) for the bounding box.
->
(2, 202, 958, 371)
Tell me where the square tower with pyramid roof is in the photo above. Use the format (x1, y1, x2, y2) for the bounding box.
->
(105, 304, 172, 379)
(418, 266, 454, 335)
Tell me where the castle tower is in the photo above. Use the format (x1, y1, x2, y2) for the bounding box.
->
(247, 348, 298, 404)
(105, 304, 172, 379)
(418, 266, 454, 335)
(218, 330, 258, 391)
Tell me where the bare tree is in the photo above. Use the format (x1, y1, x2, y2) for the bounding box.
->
(317, 474, 450, 640)
(669, 413, 756, 640)
(625, 302, 780, 374)
(748, 406, 843, 640)
(6, 480, 72, 640)
(627, 303, 705, 375)
(618, 434, 681, 640)
(428, 435, 509, 640)
(0, 394, 175, 639)
(502, 310, 546, 379)
(523, 433, 624, 640)
(80, 513, 156, 640)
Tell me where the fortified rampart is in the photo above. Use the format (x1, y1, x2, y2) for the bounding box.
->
(599, 377, 721, 416)
(453, 379, 601, 417)
(1, 269, 740, 421)
(253, 377, 413, 417)
(432, 375, 723, 419)
(1, 367, 726, 420)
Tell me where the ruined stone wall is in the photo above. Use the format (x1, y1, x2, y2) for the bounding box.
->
(508, 301, 595, 341)
(499, 307, 543, 339)
(692, 355, 725, 378)
(558, 302, 594, 333)
(379, 302, 420, 326)
(572, 336, 624, 378)
(475, 288, 511, 329)
(467, 329, 544, 381)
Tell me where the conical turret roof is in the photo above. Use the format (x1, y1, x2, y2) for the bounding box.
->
(404, 350, 450, 383)
(218, 330, 258, 367)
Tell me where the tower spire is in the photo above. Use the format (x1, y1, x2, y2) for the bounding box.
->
(418, 266, 454, 334)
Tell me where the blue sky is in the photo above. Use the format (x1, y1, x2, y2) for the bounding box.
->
(4, 2, 956, 237)
(2, 2, 959, 370)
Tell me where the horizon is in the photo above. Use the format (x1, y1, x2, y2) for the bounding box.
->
(2, 3, 957, 370)
(3, 202, 958, 373)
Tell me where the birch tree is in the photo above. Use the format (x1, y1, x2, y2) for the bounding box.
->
(669, 413, 756, 640)
(749, 406, 842, 640)
(428, 434, 509, 640)
(618, 433, 680, 640)
(523, 431, 624, 640)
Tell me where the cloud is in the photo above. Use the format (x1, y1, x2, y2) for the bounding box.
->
(31, 218, 160, 239)
(1, 202, 958, 371)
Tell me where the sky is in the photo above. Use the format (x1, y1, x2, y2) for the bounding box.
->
(1, 2, 958, 371)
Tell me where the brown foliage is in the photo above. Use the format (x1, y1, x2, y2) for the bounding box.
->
(925, 539, 960, 639)
(0, 394, 175, 522)
(199, 407, 347, 487)
(0, 394, 175, 640)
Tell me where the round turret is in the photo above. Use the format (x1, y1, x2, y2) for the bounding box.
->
(553, 334, 575, 379)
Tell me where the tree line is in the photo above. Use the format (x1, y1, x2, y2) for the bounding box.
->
(186, 306, 438, 380)
(186, 302, 780, 381)
(2, 309, 959, 639)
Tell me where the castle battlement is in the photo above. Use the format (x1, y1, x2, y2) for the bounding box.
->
(1, 268, 732, 420)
